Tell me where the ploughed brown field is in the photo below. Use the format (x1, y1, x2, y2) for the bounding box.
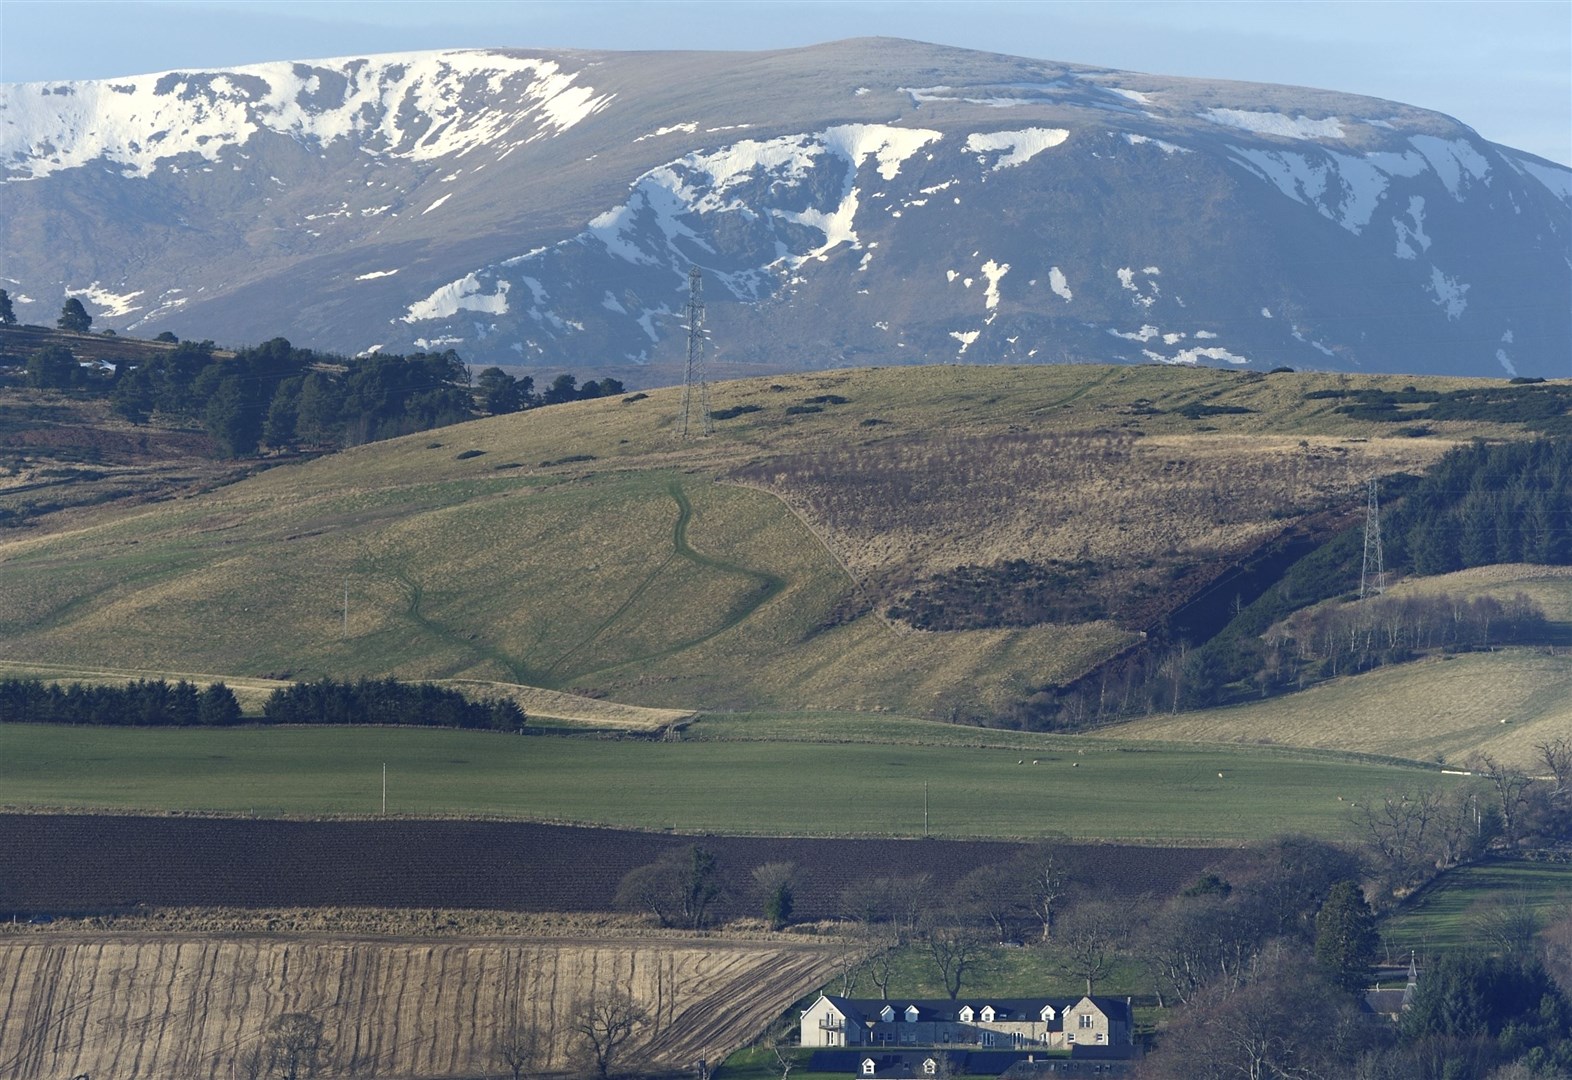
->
(0, 814, 1215, 917)
(0, 815, 1219, 1079)
(0, 934, 843, 1080)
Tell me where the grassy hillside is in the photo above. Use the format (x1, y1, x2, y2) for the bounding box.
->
(1103, 565, 1572, 768)
(0, 364, 1524, 721)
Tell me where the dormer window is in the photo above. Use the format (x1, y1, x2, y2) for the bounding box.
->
(923, 1060, 937, 1075)
(1040, 1005, 1056, 1022)
(862, 1058, 876, 1076)
(880, 1006, 895, 1023)
(958, 1006, 974, 1023)
(980, 1005, 996, 1023)
(905, 1005, 920, 1024)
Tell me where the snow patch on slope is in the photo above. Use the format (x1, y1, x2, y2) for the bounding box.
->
(964, 128, 1069, 170)
(402, 273, 510, 321)
(1, 49, 614, 181)
(1428, 267, 1469, 319)
(1228, 145, 1437, 235)
(1504, 155, 1572, 203)
(1409, 135, 1490, 198)
(1204, 109, 1344, 140)
(67, 282, 144, 317)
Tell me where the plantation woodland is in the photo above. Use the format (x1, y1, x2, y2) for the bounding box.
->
(0, 322, 622, 457)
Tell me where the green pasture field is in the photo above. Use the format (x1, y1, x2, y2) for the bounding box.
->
(1381, 859, 1572, 954)
(0, 722, 1450, 843)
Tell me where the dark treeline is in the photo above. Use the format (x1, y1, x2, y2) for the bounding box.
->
(0, 677, 242, 726)
(1013, 439, 1572, 732)
(1383, 437, 1572, 573)
(262, 677, 526, 731)
(1019, 590, 1551, 733)
(1319, 380, 1572, 436)
(12, 328, 624, 458)
(0, 675, 524, 731)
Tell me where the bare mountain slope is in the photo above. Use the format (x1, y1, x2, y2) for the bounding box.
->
(2, 38, 1567, 382)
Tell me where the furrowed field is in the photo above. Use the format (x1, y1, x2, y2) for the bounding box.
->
(0, 934, 843, 1080)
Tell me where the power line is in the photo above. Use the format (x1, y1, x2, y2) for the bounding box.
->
(1361, 478, 1386, 599)
(679, 265, 712, 438)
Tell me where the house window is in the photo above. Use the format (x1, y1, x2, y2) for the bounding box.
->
(1066, 1033, 1075, 1044)
(982, 1032, 994, 1047)
(1097, 1033, 1107, 1044)
(1079, 1014, 1095, 1029)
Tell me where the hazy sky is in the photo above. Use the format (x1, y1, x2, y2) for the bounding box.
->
(2, 0, 1569, 165)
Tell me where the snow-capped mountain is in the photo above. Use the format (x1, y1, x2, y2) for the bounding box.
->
(2, 38, 1568, 382)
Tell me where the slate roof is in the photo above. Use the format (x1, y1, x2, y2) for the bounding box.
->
(823, 996, 1132, 1026)
(808, 1050, 1058, 1077)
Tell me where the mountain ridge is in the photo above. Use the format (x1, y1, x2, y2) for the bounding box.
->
(2, 39, 1567, 381)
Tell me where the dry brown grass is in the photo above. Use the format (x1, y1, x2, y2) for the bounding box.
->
(0, 930, 843, 1080)
(0, 364, 1535, 721)
(732, 432, 1448, 585)
(440, 679, 694, 730)
(1100, 564, 1572, 768)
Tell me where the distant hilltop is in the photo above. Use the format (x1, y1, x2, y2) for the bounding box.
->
(2, 38, 1567, 383)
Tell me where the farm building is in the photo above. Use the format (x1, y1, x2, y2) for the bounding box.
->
(800, 994, 1134, 1055)
(806, 1048, 1138, 1076)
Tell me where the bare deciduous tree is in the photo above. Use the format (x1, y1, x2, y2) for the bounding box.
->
(496, 1019, 546, 1080)
(571, 989, 649, 1080)
(1468, 890, 1542, 957)
(751, 861, 801, 930)
(1056, 900, 1129, 997)
(951, 862, 1025, 940)
(1468, 752, 1535, 847)
(1535, 736, 1572, 796)
(1355, 786, 1443, 896)
(925, 924, 992, 1000)
(264, 1013, 328, 1080)
(861, 922, 904, 1001)
(614, 845, 726, 929)
(765, 1029, 798, 1080)
(1016, 839, 1073, 942)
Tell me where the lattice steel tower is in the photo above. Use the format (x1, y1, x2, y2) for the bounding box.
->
(679, 266, 713, 437)
(1360, 477, 1386, 599)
